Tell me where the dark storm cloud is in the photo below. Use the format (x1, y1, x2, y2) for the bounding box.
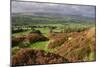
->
(11, 1, 95, 17)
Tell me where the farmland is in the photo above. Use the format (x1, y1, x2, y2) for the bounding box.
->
(12, 16, 96, 66)
(11, 1, 96, 66)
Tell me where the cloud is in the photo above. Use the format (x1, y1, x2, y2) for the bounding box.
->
(11, 1, 95, 17)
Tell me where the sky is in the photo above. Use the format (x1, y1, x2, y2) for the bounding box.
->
(11, 1, 96, 18)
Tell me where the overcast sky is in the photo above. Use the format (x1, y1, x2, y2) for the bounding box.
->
(12, 1, 96, 18)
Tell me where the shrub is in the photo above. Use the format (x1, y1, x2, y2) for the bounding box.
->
(12, 36, 26, 47)
(12, 48, 68, 66)
(26, 33, 49, 43)
(12, 33, 49, 47)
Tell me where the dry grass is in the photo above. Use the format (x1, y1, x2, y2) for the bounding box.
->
(48, 27, 96, 62)
(12, 48, 68, 66)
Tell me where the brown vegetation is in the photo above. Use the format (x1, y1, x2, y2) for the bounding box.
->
(12, 27, 96, 65)
(26, 33, 49, 43)
(12, 33, 49, 47)
(48, 28, 96, 62)
(12, 36, 26, 47)
(12, 48, 68, 66)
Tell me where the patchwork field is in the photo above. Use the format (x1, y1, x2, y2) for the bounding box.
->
(12, 21, 96, 66)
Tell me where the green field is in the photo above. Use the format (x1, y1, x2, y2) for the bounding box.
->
(12, 15, 96, 63)
(29, 41, 49, 50)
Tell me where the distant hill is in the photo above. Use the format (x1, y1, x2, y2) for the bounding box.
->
(11, 12, 95, 24)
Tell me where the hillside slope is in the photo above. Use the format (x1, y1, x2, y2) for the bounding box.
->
(48, 27, 96, 62)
